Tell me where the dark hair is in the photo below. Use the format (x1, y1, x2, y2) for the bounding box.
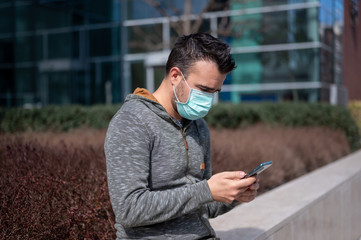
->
(165, 33, 236, 76)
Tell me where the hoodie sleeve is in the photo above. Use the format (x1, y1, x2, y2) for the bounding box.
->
(201, 121, 238, 218)
(104, 110, 214, 228)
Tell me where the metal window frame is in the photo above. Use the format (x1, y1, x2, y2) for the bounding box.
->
(123, 2, 321, 27)
(121, 1, 343, 103)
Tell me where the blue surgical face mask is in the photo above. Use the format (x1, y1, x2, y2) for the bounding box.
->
(173, 71, 214, 120)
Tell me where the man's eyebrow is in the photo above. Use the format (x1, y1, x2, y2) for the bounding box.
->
(195, 84, 222, 92)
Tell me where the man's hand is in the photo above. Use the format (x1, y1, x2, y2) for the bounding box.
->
(207, 171, 259, 204)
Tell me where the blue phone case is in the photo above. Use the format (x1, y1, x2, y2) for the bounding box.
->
(244, 161, 272, 178)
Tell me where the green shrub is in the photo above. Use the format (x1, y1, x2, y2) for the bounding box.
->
(205, 102, 361, 151)
(0, 104, 121, 133)
(1, 102, 359, 150)
(348, 101, 361, 136)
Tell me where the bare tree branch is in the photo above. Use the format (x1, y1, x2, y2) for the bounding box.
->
(127, 0, 257, 51)
(143, 0, 170, 17)
(183, 0, 192, 34)
(191, 0, 216, 33)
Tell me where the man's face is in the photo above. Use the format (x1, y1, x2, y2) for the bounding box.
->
(173, 60, 227, 104)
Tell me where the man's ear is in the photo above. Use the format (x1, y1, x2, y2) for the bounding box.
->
(169, 67, 182, 86)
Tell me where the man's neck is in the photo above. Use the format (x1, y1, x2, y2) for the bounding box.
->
(153, 81, 182, 122)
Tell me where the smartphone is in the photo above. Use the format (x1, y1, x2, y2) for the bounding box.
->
(243, 161, 272, 178)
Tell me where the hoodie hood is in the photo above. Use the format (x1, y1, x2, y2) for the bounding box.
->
(133, 88, 159, 103)
(124, 88, 178, 125)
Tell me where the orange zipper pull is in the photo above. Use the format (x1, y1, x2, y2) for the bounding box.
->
(183, 138, 188, 150)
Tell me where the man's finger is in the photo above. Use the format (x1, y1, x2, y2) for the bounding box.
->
(220, 171, 246, 179)
(249, 182, 259, 190)
(235, 176, 257, 189)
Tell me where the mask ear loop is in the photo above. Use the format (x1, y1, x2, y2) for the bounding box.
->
(174, 70, 192, 103)
(172, 70, 184, 102)
(179, 70, 191, 89)
(173, 85, 181, 102)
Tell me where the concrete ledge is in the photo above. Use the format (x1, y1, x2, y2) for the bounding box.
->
(210, 149, 361, 240)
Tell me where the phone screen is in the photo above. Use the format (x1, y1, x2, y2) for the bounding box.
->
(243, 161, 272, 178)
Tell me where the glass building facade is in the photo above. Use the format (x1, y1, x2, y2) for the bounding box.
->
(0, 0, 122, 107)
(0, 0, 345, 107)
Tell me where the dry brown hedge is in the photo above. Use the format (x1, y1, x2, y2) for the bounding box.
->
(210, 125, 350, 193)
(0, 126, 350, 239)
(0, 134, 116, 240)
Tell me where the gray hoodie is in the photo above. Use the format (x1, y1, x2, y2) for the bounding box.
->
(104, 88, 236, 239)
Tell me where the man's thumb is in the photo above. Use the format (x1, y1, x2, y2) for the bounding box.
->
(224, 171, 245, 179)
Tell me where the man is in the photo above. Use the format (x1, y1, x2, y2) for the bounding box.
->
(104, 33, 259, 239)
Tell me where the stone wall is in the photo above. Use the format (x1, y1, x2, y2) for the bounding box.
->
(210, 149, 361, 240)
